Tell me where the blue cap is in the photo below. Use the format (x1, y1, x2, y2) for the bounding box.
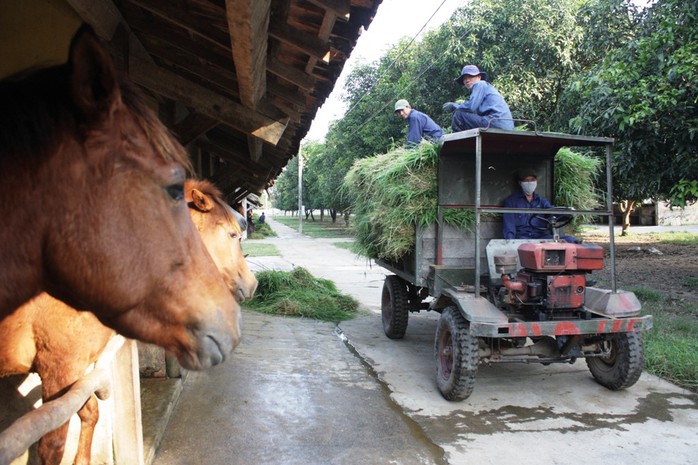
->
(455, 65, 487, 85)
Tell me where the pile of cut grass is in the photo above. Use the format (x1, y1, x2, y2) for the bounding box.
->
(246, 267, 359, 322)
(342, 141, 474, 261)
(343, 142, 602, 261)
(249, 216, 276, 239)
(554, 148, 603, 226)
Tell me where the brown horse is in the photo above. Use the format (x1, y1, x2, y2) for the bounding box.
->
(187, 180, 258, 302)
(0, 26, 240, 370)
(0, 179, 257, 465)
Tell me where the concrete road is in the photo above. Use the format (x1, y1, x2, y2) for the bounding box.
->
(154, 216, 697, 465)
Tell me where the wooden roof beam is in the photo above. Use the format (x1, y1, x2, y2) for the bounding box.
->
(226, 0, 272, 161)
(267, 56, 316, 92)
(171, 112, 219, 146)
(66, 0, 121, 39)
(130, 57, 289, 145)
(305, 10, 338, 74)
(269, 22, 330, 62)
(306, 0, 350, 20)
(226, 0, 270, 108)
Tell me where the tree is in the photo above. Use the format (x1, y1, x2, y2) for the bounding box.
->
(271, 156, 299, 213)
(568, 0, 698, 231)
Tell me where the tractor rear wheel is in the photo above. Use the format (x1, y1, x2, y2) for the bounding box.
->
(381, 275, 409, 339)
(587, 331, 644, 390)
(434, 306, 479, 401)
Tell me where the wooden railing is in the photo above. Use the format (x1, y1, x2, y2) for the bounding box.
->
(0, 336, 145, 465)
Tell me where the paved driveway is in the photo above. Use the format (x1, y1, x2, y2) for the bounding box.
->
(253, 217, 698, 464)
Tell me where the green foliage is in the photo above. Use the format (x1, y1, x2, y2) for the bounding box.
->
(668, 180, 698, 209)
(272, 156, 300, 212)
(568, 0, 698, 201)
(272, 0, 691, 222)
(246, 268, 359, 322)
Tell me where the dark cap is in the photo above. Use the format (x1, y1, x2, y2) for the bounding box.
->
(518, 171, 537, 180)
(455, 65, 487, 85)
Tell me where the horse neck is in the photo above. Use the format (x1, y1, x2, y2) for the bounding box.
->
(0, 137, 95, 315)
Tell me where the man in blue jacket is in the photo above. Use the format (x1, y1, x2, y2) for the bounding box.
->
(443, 65, 514, 131)
(394, 99, 444, 146)
(503, 172, 578, 243)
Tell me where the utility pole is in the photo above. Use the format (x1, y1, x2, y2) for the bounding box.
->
(297, 144, 303, 234)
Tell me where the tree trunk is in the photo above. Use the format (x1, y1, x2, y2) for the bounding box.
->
(330, 209, 337, 223)
(619, 199, 636, 236)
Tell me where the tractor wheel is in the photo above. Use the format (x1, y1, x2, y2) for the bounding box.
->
(381, 275, 409, 339)
(434, 306, 479, 401)
(587, 331, 644, 390)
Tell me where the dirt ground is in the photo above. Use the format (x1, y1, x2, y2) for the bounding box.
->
(579, 231, 698, 306)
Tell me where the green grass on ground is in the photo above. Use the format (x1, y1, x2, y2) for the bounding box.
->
(655, 231, 698, 245)
(242, 242, 280, 257)
(333, 241, 354, 251)
(631, 287, 698, 392)
(245, 267, 359, 322)
(273, 214, 353, 238)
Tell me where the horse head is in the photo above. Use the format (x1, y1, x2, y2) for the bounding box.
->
(186, 180, 258, 302)
(0, 26, 240, 370)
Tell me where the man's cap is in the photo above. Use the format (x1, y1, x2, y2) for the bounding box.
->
(455, 65, 487, 85)
(518, 171, 538, 180)
(394, 99, 409, 112)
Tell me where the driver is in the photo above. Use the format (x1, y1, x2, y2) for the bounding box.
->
(502, 171, 578, 243)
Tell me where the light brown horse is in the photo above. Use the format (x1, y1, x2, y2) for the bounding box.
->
(0, 26, 240, 370)
(187, 180, 258, 302)
(0, 179, 257, 465)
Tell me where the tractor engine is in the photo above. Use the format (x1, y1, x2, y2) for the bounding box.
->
(495, 242, 605, 314)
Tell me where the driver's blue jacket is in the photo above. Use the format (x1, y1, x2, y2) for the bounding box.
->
(502, 192, 553, 239)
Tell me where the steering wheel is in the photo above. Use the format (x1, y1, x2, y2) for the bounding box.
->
(528, 208, 574, 232)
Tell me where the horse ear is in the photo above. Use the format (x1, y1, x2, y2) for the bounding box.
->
(190, 188, 215, 213)
(68, 24, 120, 121)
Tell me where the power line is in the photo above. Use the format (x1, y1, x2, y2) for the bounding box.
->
(343, 0, 455, 118)
(352, 25, 470, 134)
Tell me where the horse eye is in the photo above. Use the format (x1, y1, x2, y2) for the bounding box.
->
(166, 183, 184, 202)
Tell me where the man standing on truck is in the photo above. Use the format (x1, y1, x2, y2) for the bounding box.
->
(442, 65, 514, 131)
(502, 171, 578, 243)
(394, 99, 444, 146)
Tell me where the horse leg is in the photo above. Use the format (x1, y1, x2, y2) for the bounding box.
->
(36, 414, 70, 465)
(73, 394, 99, 465)
(36, 373, 78, 464)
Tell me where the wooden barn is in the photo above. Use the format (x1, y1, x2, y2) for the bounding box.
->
(0, 1, 382, 463)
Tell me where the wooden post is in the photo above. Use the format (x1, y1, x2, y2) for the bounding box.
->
(110, 340, 145, 465)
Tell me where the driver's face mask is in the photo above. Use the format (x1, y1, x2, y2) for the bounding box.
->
(520, 181, 537, 196)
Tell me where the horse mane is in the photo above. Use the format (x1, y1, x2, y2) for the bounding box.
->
(0, 58, 192, 173)
(119, 82, 194, 173)
(187, 178, 240, 231)
(0, 65, 72, 163)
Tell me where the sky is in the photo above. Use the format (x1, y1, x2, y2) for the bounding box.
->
(304, 0, 465, 141)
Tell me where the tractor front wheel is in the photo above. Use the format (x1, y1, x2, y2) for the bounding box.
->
(434, 306, 479, 401)
(587, 332, 644, 390)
